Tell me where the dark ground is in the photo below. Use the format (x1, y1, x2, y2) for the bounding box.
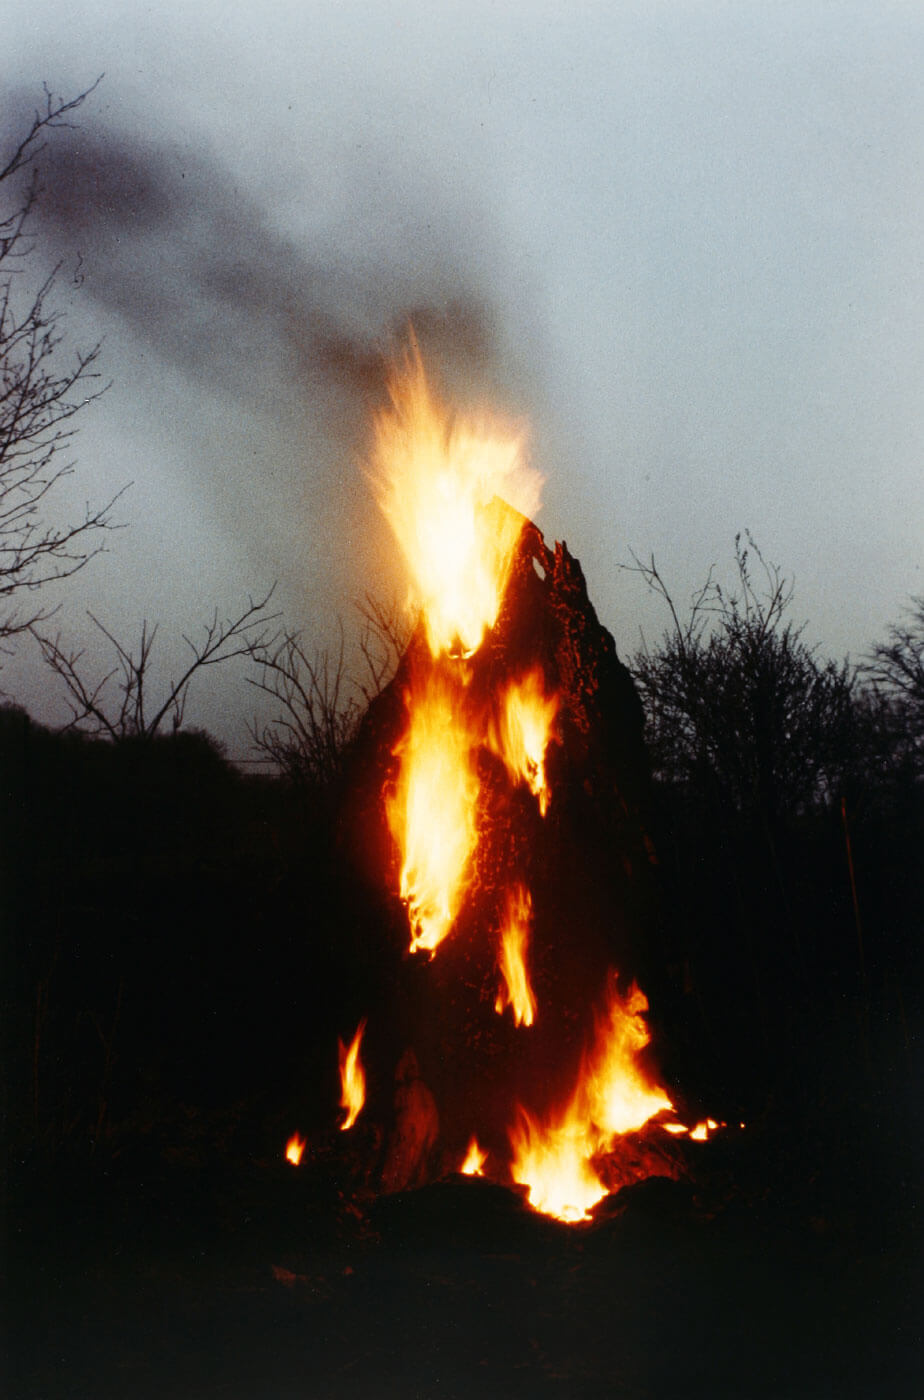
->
(7, 1094, 921, 1400)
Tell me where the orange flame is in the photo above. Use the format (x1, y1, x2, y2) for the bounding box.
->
(510, 1106, 609, 1223)
(368, 341, 542, 659)
(495, 883, 538, 1026)
(460, 1137, 488, 1176)
(491, 670, 558, 815)
(387, 674, 479, 954)
(662, 1117, 725, 1140)
(338, 1020, 367, 1131)
(285, 1133, 305, 1166)
(585, 981, 674, 1139)
(510, 976, 674, 1222)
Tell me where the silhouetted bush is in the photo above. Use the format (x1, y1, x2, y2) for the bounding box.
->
(623, 542, 922, 1119)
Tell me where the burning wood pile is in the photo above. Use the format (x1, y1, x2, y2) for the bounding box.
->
(293, 341, 729, 1222)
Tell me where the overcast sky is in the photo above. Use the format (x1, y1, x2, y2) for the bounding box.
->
(4, 1, 922, 754)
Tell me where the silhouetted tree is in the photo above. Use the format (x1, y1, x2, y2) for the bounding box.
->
(31, 589, 276, 738)
(1, 81, 122, 646)
(625, 533, 858, 829)
(862, 595, 924, 773)
(246, 594, 411, 790)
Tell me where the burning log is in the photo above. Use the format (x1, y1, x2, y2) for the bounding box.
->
(336, 342, 676, 1220)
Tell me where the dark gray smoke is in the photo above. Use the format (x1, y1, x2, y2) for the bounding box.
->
(1, 92, 545, 744)
(26, 115, 507, 423)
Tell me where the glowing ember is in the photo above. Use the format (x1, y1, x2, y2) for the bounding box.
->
(386, 673, 479, 954)
(495, 883, 538, 1026)
(460, 1137, 488, 1176)
(510, 975, 674, 1222)
(368, 339, 542, 659)
(338, 1020, 367, 1130)
(285, 1133, 305, 1166)
(490, 670, 559, 815)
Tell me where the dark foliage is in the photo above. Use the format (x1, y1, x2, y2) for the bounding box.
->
(622, 538, 921, 1122)
(0, 704, 384, 1167)
(862, 593, 924, 770)
(628, 534, 860, 824)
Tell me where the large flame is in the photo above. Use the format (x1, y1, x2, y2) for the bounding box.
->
(490, 670, 559, 815)
(510, 976, 673, 1222)
(355, 341, 684, 1222)
(369, 342, 542, 659)
(338, 1020, 367, 1131)
(495, 883, 538, 1026)
(386, 673, 480, 954)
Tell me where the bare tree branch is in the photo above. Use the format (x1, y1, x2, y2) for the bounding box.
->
(355, 591, 413, 700)
(1, 79, 121, 647)
(622, 535, 859, 824)
(246, 593, 412, 788)
(862, 595, 924, 720)
(31, 587, 278, 739)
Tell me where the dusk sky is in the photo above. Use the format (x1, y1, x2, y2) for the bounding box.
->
(4, 1, 922, 754)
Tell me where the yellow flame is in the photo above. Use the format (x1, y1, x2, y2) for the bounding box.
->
(368, 341, 542, 659)
(510, 975, 674, 1222)
(495, 883, 538, 1026)
(662, 1117, 724, 1139)
(338, 1020, 367, 1131)
(587, 981, 674, 1138)
(490, 669, 558, 815)
(285, 1133, 305, 1166)
(387, 673, 479, 954)
(460, 1137, 488, 1176)
(511, 1103, 610, 1222)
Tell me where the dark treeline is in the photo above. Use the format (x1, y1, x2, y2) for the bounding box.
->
(2, 550, 921, 1180)
(1, 707, 386, 1171)
(627, 543, 922, 1146)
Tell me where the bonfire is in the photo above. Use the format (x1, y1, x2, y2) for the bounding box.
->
(290, 340, 727, 1221)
